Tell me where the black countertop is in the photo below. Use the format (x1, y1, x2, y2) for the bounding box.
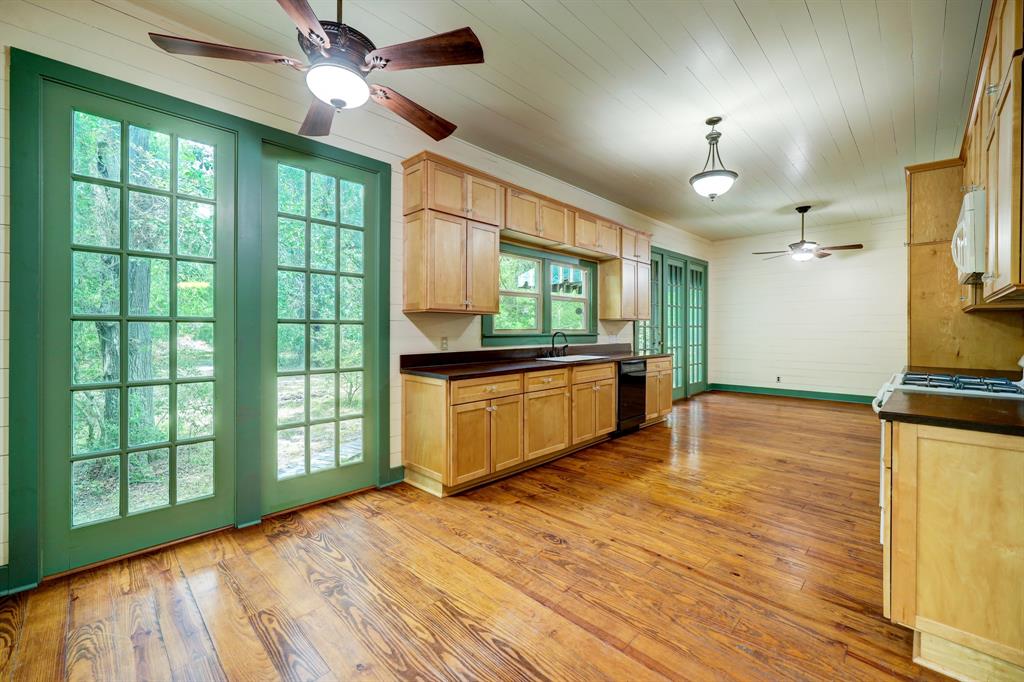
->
(400, 343, 671, 381)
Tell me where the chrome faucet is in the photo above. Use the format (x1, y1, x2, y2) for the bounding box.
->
(551, 331, 569, 357)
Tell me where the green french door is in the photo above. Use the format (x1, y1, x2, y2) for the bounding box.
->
(635, 249, 708, 401)
(261, 145, 378, 514)
(40, 83, 235, 574)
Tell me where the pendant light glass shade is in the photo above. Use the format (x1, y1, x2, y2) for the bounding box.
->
(690, 116, 738, 200)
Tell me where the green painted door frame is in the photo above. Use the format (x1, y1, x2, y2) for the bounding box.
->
(635, 246, 709, 401)
(9, 49, 396, 593)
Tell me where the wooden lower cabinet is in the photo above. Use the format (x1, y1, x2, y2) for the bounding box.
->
(404, 365, 618, 496)
(490, 395, 524, 472)
(524, 387, 570, 460)
(645, 357, 673, 420)
(886, 422, 1024, 679)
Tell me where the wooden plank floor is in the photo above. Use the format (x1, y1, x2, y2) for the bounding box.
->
(0, 392, 948, 681)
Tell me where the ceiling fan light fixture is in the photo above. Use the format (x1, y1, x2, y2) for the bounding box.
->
(305, 62, 370, 109)
(791, 250, 814, 262)
(690, 116, 738, 200)
(801, 241, 818, 251)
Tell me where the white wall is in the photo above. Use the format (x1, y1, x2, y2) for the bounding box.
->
(0, 0, 710, 539)
(708, 215, 907, 396)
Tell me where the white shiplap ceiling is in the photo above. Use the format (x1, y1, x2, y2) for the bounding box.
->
(127, 0, 989, 240)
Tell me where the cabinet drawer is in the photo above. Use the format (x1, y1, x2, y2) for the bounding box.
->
(571, 363, 615, 384)
(525, 368, 569, 392)
(647, 357, 671, 373)
(451, 374, 523, 404)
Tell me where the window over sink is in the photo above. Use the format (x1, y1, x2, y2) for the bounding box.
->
(482, 243, 597, 346)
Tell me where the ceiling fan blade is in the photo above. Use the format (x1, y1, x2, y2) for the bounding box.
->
(149, 33, 302, 66)
(819, 244, 863, 251)
(365, 27, 483, 71)
(370, 85, 456, 141)
(751, 250, 789, 255)
(763, 253, 790, 260)
(276, 0, 330, 48)
(814, 250, 833, 258)
(298, 99, 335, 137)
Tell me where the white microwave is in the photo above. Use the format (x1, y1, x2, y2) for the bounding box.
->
(951, 188, 986, 284)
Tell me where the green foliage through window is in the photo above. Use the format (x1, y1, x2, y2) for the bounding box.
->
(483, 244, 596, 345)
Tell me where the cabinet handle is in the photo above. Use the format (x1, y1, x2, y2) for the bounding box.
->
(543, 377, 553, 383)
(592, 385, 600, 392)
(486, 406, 496, 412)
(982, 273, 996, 281)
(986, 83, 999, 96)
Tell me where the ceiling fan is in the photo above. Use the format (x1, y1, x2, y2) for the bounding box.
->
(753, 205, 863, 261)
(149, 0, 483, 140)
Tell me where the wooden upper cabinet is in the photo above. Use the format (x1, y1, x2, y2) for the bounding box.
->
(992, 0, 1022, 88)
(466, 222, 500, 313)
(596, 220, 620, 257)
(598, 258, 650, 320)
(468, 175, 503, 226)
(909, 164, 963, 244)
(428, 161, 467, 217)
(404, 210, 500, 314)
(538, 201, 569, 243)
(620, 227, 651, 262)
(574, 213, 598, 250)
(506, 189, 541, 236)
(983, 56, 1022, 303)
(636, 261, 651, 319)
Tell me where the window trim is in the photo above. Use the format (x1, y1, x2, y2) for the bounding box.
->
(482, 243, 597, 347)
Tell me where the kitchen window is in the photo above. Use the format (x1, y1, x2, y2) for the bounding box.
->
(482, 243, 597, 346)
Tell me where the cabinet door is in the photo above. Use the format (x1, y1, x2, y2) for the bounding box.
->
(404, 161, 425, 214)
(984, 61, 1021, 300)
(507, 189, 541, 235)
(571, 381, 596, 444)
(468, 174, 503, 226)
(449, 400, 490, 485)
(539, 201, 568, 243)
(891, 423, 1024, 663)
(658, 370, 673, 416)
(621, 258, 638, 319)
(594, 378, 617, 436)
(490, 395, 524, 472)
(574, 213, 598, 249)
(524, 387, 570, 460)
(645, 372, 659, 420)
(428, 161, 466, 217)
(636, 261, 651, 320)
(621, 229, 638, 261)
(466, 221, 500, 313)
(428, 213, 468, 310)
(634, 232, 651, 264)
(597, 221, 620, 256)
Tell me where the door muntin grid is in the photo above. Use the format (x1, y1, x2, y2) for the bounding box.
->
(275, 162, 366, 480)
(687, 266, 706, 387)
(67, 110, 220, 527)
(664, 260, 687, 391)
(635, 257, 661, 354)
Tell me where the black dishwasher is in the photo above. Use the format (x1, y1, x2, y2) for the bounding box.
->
(616, 359, 647, 434)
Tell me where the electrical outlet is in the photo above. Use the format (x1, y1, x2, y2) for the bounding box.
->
(776, 376, 781, 383)
(440, 336, 448, 351)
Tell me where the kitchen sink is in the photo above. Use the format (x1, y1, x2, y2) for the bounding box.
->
(537, 355, 607, 362)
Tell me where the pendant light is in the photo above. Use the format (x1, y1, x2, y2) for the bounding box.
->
(689, 116, 738, 200)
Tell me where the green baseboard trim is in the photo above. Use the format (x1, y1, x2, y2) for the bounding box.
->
(708, 384, 873, 405)
(378, 466, 405, 488)
(0, 581, 39, 598)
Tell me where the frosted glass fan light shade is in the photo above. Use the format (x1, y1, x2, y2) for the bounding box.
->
(689, 169, 738, 199)
(305, 63, 370, 109)
(791, 250, 814, 262)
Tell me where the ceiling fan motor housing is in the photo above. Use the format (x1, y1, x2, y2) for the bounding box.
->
(298, 21, 376, 72)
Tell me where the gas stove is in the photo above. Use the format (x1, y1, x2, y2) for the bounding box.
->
(899, 372, 1024, 396)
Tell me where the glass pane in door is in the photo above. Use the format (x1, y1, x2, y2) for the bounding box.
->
(664, 259, 687, 398)
(686, 263, 707, 395)
(635, 256, 661, 354)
